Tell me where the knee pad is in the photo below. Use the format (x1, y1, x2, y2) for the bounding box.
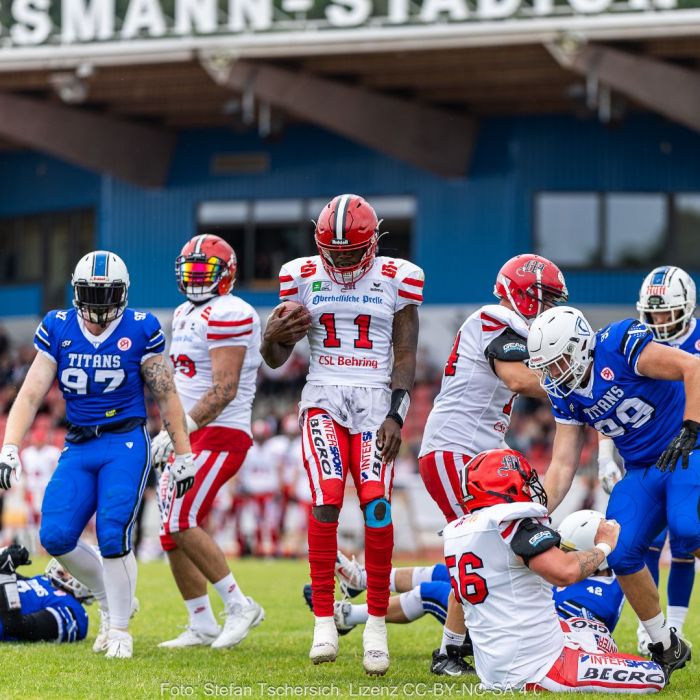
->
(96, 518, 131, 558)
(312, 505, 340, 523)
(364, 498, 391, 528)
(39, 524, 78, 557)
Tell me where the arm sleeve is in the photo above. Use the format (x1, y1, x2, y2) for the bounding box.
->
(0, 608, 60, 642)
(484, 327, 529, 372)
(33, 312, 57, 363)
(207, 304, 255, 350)
(617, 320, 654, 376)
(395, 262, 425, 311)
(141, 313, 166, 363)
(279, 264, 301, 303)
(510, 518, 561, 565)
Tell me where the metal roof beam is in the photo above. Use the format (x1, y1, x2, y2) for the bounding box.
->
(0, 93, 175, 187)
(547, 39, 700, 134)
(207, 59, 476, 178)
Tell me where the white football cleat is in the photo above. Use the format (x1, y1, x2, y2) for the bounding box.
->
(105, 630, 133, 659)
(211, 597, 265, 649)
(309, 616, 338, 664)
(363, 617, 389, 676)
(131, 597, 140, 619)
(158, 626, 221, 648)
(93, 608, 110, 653)
(333, 600, 356, 635)
(335, 551, 366, 598)
(637, 622, 652, 656)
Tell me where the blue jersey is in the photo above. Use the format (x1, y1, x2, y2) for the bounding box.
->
(552, 574, 625, 632)
(549, 319, 685, 470)
(34, 308, 165, 426)
(669, 317, 700, 356)
(0, 575, 88, 642)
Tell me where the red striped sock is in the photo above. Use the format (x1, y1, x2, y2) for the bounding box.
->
(308, 516, 338, 617)
(365, 523, 393, 617)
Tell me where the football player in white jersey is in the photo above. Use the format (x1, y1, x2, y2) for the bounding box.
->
(261, 194, 424, 675)
(152, 234, 265, 650)
(418, 253, 568, 673)
(444, 448, 666, 693)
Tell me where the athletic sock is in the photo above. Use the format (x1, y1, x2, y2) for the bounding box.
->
(347, 603, 370, 626)
(398, 587, 425, 622)
(389, 569, 397, 593)
(184, 594, 219, 634)
(411, 566, 436, 588)
(440, 626, 466, 655)
(308, 516, 338, 618)
(668, 559, 695, 609)
(644, 548, 662, 587)
(213, 573, 248, 608)
(667, 606, 689, 636)
(364, 523, 393, 617)
(642, 611, 672, 650)
(57, 540, 108, 610)
(102, 551, 137, 629)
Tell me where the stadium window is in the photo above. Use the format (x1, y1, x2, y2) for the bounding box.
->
(603, 194, 667, 267)
(672, 195, 700, 269)
(0, 209, 94, 311)
(197, 196, 415, 288)
(534, 193, 600, 267)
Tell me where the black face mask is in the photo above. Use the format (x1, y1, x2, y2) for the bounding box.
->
(74, 282, 127, 327)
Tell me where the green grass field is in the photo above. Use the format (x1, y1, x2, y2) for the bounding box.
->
(7, 558, 699, 699)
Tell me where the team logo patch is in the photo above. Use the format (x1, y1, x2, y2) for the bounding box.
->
(517, 260, 545, 276)
(118, 337, 132, 351)
(575, 317, 591, 336)
(312, 281, 331, 292)
(600, 367, 614, 381)
(497, 453, 521, 476)
(61, 340, 72, 348)
(528, 530, 553, 547)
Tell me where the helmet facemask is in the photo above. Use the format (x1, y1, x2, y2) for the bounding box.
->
(45, 559, 95, 604)
(73, 281, 127, 328)
(316, 234, 378, 286)
(530, 346, 592, 399)
(176, 254, 232, 303)
(638, 305, 693, 342)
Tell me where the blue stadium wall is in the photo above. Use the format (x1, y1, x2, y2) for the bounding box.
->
(1, 112, 699, 316)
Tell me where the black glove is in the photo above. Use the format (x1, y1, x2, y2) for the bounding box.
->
(656, 420, 700, 472)
(1, 545, 31, 569)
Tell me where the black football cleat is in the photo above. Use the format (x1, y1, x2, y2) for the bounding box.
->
(430, 645, 475, 676)
(302, 584, 314, 613)
(648, 629, 691, 681)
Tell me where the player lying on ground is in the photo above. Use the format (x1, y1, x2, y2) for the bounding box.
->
(0, 251, 195, 659)
(598, 265, 699, 653)
(151, 235, 264, 650)
(528, 304, 699, 679)
(262, 194, 424, 675)
(320, 509, 624, 676)
(444, 448, 666, 693)
(418, 254, 568, 675)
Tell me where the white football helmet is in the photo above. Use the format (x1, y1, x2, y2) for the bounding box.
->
(528, 306, 596, 398)
(558, 509, 608, 571)
(72, 251, 129, 327)
(45, 558, 95, 604)
(636, 266, 696, 342)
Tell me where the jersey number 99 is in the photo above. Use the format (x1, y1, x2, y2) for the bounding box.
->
(593, 397, 655, 438)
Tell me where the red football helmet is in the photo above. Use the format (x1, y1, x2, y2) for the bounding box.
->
(458, 448, 547, 512)
(176, 234, 237, 303)
(314, 194, 380, 285)
(494, 254, 568, 321)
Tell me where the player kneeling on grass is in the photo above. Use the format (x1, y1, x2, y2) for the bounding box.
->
(443, 448, 665, 693)
(0, 545, 89, 643)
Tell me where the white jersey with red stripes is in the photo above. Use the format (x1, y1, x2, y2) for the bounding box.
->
(443, 501, 565, 690)
(279, 255, 424, 388)
(420, 304, 529, 457)
(169, 294, 261, 436)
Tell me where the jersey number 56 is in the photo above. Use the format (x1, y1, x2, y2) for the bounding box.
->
(445, 551, 489, 605)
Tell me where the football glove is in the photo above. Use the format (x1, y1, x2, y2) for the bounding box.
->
(151, 430, 174, 470)
(598, 460, 622, 495)
(170, 453, 196, 498)
(0, 445, 21, 490)
(656, 419, 700, 472)
(0, 545, 31, 569)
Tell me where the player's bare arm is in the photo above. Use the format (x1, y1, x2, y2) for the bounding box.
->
(527, 518, 620, 586)
(379, 304, 419, 463)
(637, 341, 700, 470)
(188, 346, 246, 428)
(3, 352, 57, 447)
(543, 422, 586, 513)
(261, 305, 311, 368)
(493, 359, 547, 398)
(141, 353, 191, 455)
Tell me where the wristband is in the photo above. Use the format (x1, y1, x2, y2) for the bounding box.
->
(386, 389, 410, 428)
(595, 543, 612, 558)
(598, 438, 615, 464)
(185, 415, 199, 435)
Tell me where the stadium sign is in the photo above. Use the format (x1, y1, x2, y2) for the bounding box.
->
(0, 0, 689, 47)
